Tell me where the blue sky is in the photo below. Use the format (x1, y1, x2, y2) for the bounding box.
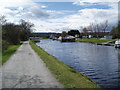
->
(40, 2, 111, 10)
(0, 0, 118, 32)
(37, 2, 112, 19)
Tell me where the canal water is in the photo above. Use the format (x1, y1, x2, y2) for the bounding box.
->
(36, 39, 120, 88)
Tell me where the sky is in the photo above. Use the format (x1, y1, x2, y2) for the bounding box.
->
(0, 0, 119, 33)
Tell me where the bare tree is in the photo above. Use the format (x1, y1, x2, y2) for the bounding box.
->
(87, 23, 94, 33)
(100, 20, 108, 34)
(19, 19, 34, 40)
(0, 15, 7, 25)
(83, 27, 88, 36)
(87, 20, 109, 37)
(20, 19, 34, 32)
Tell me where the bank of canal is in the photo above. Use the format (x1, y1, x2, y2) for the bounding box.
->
(30, 41, 100, 88)
(36, 39, 120, 88)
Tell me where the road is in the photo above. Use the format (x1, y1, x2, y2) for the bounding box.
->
(0, 41, 63, 88)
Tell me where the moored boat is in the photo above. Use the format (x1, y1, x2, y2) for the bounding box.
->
(115, 39, 120, 48)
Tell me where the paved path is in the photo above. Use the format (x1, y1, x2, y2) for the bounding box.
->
(0, 41, 63, 88)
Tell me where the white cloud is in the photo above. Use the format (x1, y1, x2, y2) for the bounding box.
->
(73, 0, 119, 6)
(29, 6, 50, 18)
(32, 0, 74, 2)
(74, 0, 119, 3)
(46, 5, 118, 32)
(31, 20, 63, 32)
(0, 0, 118, 32)
(18, 7, 24, 12)
(32, 0, 119, 3)
(0, 0, 35, 8)
(0, 0, 50, 21)
(41, 5, 47, 8)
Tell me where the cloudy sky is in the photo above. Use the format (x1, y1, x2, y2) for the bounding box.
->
(0, 0, 119, 32)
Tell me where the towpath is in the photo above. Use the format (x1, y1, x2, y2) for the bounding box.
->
(0, 41, 63, 88)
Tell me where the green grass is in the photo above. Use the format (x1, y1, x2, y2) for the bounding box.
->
(40, 38, 49, 39)
(20, 41, 25, 44)
(30, 41, 101, 88)
(1, 41, 25, 65)
(76, 38, 115, 44)
(2, 45, 20, 65)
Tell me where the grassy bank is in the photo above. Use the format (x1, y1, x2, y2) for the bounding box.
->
(1, 41, 24, 65)
(76, 38, 115, 44)
(30, 41, 100, 88)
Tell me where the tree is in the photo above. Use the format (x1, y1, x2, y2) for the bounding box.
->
(0, 15, 7, 25)
(20, 19, 34, 32)
(61, 31, 67, 38)
(19, 19, 34, 40)
(82, 28, 88, 36)
(100, 20, 108, 35)
(96, 24, 103, 38)
(87, 23, 94, 33)
(2, 23, 20, 45)
(1, 17, 34, 49)
(68, 30, 80, 36)
(110, 21, 120, 39)
(83, 20, 109, 38)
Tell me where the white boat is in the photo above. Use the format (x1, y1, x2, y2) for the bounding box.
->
(115, 39, 120, 48)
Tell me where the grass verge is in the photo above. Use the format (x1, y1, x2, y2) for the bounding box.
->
(76, 38, 115, 44)
(2, 45, 20, 65)
(1, 41, 24, 65)
(30, 40, 101, 88)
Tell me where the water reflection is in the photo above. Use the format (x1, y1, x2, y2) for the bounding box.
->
(37, 39, 120, 88)
(117, 49, 120, 88)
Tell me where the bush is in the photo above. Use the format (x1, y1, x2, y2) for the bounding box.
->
(2, 40, 10, 50)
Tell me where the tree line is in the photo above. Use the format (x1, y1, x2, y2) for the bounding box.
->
(81, 20, 109, 38)
(61, 20, 109, 38)
(0, 16, 34, 50)
(1, 15, 119, 50)
(110, 21, 120, 39)
(61, 20, 120, 39)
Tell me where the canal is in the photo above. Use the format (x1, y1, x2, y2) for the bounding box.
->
(36, 39, 120, 88)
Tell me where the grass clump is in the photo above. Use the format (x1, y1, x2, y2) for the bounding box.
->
(1, 41, 24, 65)
(2, 45, 20, 65)
(30, 40, 101, 88)
(76, 38, 115, 44)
